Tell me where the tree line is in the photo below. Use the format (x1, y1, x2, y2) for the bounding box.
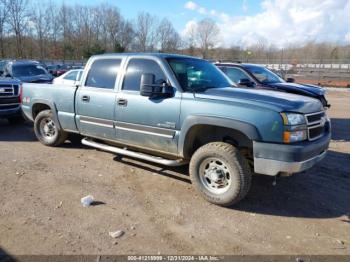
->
(1, 0, 350, 62)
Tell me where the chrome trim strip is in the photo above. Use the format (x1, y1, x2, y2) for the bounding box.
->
(79, 116, 114, 128)
(305, 111, 325, 117)
(114, 121, 176, 138)
(78, 116, 177, 138)
(0, 95, 19, 98)
(80, 120, 113, 128)
(0, 103, 20, 106)
(115, 125, 174, 138)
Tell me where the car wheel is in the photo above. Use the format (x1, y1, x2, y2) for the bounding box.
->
(189, 142, 252, 206)
(34, 110, 67, 147)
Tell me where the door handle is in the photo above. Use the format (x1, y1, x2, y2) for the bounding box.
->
(81, 95, 90, 102)
(117, 98, 128, 106)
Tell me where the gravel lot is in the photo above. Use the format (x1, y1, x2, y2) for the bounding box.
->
(0, 90, 349, 256)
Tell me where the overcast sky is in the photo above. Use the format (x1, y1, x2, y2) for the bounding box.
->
(64, 0, 350, 48)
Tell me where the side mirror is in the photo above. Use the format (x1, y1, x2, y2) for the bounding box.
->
(140, 73, 173, 98)
(238, 78, 254, 87)
(286, 78, 295, 83)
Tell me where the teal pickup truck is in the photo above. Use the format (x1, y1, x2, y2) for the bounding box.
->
(21, 53, 331, 206)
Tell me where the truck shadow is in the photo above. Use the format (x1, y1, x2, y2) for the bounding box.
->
(114, 155, 191, 184)
(0, 120, 37, 142)
(0, 247, 15, 262)
(235, 150, 350, 219)
(330, 118, 350, 141)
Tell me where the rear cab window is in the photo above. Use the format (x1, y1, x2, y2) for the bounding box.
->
(85, 59, 122, 89)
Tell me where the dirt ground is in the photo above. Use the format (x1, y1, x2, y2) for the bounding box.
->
(0, 90, 349, 256)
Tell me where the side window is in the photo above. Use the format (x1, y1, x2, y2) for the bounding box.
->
(225, 67, 251, 84)
(123, 59, 166, 91)
(85, 59, 121, 89)
(64, 71, 78, 81)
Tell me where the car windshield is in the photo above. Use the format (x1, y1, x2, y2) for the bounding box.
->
(167, 58, 232, 92)
(0, 61, 7, 71)
(13, 64, 48, 77)
(244, 65, 284, 84)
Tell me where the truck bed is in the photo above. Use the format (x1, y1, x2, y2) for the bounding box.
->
(21, 83, 79, 132)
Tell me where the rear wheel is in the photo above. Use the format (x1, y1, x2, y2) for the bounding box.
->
(189, 142, 252, 206)
(34, 110, 67, 146)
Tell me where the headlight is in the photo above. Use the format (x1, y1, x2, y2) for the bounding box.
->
(281, 112, 306, 125)
(281, 112, 307, 143)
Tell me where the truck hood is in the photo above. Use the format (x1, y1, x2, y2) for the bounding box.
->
(0, 77, 21, 85)
(15, 74, 53, 83)
(194, 87, 323, 114)
(266, 82, 325, 97)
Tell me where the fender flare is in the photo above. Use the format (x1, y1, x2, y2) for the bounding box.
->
(31, 99, 63, 130)
(178, 115, 261, 158)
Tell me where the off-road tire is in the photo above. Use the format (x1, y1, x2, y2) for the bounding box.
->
(34, 110, 68, 147)
(189, 142, 252, 206)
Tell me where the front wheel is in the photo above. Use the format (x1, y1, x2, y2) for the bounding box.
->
(189, 142, 252, 206)
(34, 110, 68, 147)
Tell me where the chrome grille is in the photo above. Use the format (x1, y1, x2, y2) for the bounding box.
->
(0, 84, 20, 110)
(0, 84, 18, 97)
(305, 111, 327, 141)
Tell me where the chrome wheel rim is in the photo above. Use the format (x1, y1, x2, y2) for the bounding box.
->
(40, 117, 56, 139)
(199, 158, 231, 194)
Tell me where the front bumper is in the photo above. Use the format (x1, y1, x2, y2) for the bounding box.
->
(253, 131, 331, 176)
(0, 105, 22, 118)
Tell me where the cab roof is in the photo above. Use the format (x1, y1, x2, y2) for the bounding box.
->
(94, 53, 201, 60)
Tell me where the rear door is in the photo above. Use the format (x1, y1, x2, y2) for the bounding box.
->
(75, 57, 122, 140)
(115, 57, 181, 155)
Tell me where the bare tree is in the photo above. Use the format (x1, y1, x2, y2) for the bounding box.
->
(119, 19, 134, 51)
(134, 12, 158, 52)
(0, 0, 8, 57)
(196, 18, 219, 58)
(157, 18, 181, 52)
(58, 4, 75, 59)
(30, 0, 52, 60)
(105, 6, 122, 51)
(7, 0, 28, 57)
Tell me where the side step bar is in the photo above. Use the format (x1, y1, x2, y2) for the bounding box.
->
(82, 138, 187, 167)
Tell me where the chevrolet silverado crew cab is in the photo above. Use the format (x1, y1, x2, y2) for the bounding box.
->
(0, 77, 23, 123)
(21, 53, 331, 206)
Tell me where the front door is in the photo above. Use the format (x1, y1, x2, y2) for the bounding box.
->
(115, 58, 181, 155)
(75, 58, 122, 140)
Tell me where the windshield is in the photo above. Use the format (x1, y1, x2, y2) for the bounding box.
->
(244, 65, 284, 84)
(13, 64, 48, 77)
(167, 58, 232, 91)
(0, 61, 7, 71)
